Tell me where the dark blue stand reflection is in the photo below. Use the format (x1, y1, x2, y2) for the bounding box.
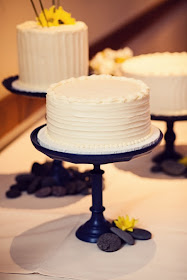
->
(31, 125, 162, 243)
(151, 114, 187, 163)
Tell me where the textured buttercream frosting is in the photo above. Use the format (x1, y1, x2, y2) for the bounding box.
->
(38, 75, 152, 153)
(122, 52, 187, 116)
(13, 21, 88, 92)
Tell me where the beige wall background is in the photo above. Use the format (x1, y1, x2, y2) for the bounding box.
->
(0, 0, 163, 99)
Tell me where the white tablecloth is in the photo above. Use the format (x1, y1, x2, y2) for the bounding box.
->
(0, 119, 187, 280)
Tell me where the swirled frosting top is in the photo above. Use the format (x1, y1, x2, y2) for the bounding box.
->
(122, 52, 187, 76)
(47, 74, 149, 104)
(17, 21, 87, 33)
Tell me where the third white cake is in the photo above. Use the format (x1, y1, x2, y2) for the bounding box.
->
(122, 52, 187, 116)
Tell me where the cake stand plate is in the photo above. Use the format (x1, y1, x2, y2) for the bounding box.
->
(151, 114, 187, 163)
(31, 124, 162, 243)
(2, 75, 46, 98)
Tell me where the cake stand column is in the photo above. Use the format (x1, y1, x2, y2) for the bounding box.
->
(164, 120, 181, 160)
(76, 164, 111, 243)
(153, 119, 182, 163)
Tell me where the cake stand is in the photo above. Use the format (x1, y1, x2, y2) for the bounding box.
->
(31, 124, 163, 243)
(2, 75, 87, 193)
(2, 75, 46, 97)
(151, 114, 187, 163)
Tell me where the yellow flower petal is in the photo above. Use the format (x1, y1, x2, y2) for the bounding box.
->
(115, 57, 126, 63)
(178, 157, 187, 167)
(37, 5, 76, 27)
(114, 215, 138, 231)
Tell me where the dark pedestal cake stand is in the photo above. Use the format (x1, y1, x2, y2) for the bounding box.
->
(2, 75, 90, 196)
(31, 124, 162, 243)
(151, 114, 187, 163)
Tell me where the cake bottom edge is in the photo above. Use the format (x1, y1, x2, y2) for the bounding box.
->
(37, 125, 160, 155)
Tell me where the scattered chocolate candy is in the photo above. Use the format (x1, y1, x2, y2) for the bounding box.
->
(6, 189, 21, 199)
(6, 163, 93, 199)
(35, 187, 52, 198)
(75, 180, 87, 193)
(151, 165, 163, 173)
(15, 173, 35, 185)
(97, 233, 122, 252)
(41, 176, 57, 188)
(10, 184, 20, 191)
(32, 162, 52, 176)
(81, 187, 92, 195)
(110, 227, 135, 245)
(66, 181, 77, 195)
(52, 186, 67, 197)
(128, 228, 152, 240)
(15, 173, 35, 191)
(27, 176, 41, 194)
(161, 160, 186, 176)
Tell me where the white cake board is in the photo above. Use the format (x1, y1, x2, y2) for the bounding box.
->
(37, 125, 161, 155)
(12, 79, 46, 93)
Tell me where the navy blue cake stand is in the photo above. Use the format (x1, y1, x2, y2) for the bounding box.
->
(31, 124, 163, 243)
(2, 75, 46, 98)
(151, 114, 187, 163)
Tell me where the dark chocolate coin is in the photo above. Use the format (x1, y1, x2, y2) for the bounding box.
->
(15, 173, 35, 185)
(161, 160, 186, 176)
(97, 233, 122, 252)
(35, 187, 52, 198)
(10, 184, 20, 191)
(66, 181, 77, 195)
(41, 177, 56, 188)
(27, 176, 41, 194)
(81, 187, 92, 195)
(32, 162, 52, 176)
(75, 180, 87, 193)
(151, 165, 162, 173)
(6, 189, 21, 199)
(31, 162, 42, 176)
(128, 228, 152, 240)
(110, 227, 135, 245)
(52, 186, 67, 197)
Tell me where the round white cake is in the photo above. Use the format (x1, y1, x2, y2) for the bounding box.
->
(122, 52, 187, 116)
(13, 21, 88, 92)
(38, 75, 152, 154)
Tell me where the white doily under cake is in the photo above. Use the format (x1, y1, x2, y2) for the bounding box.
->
(37, 125, 161, 155)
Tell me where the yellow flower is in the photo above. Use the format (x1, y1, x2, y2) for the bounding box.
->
(114, 215, 138, 232)
(178, 157, 187, 167)
(115, 57, 126, 64)
(37, 5, 76, 27)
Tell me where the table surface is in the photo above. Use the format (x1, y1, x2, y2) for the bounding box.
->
(0, 118, 187, 280)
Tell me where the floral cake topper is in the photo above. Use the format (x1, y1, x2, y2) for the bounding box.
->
(30, 0, 76, 27)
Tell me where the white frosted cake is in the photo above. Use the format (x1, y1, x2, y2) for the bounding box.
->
(13, 6, 88, 92)
(122, 52, 187, 116)
(38, 75, 152, 154)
